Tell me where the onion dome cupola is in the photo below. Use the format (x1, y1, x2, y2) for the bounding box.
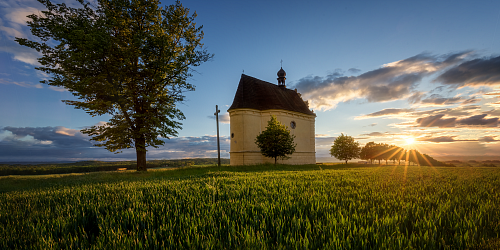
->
(277, 67, 286, 86)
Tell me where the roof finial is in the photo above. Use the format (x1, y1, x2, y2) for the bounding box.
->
(281, 59, 283, 68)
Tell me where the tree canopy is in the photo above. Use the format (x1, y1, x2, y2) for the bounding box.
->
(16, 0, 212, 171)
(330, 133, 360, 164)
(255, 115, 296, 165)
(359, 141, 376, 164)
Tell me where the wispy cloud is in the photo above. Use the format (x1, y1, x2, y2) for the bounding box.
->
(361, 132, 388, 137)
(355, 108, 414, 119)
(419, 94, 479, 107)
(48, 86, 67, 92)
(416, 136, 475, 143)
(0, 78, 42, 88)
(0, 1, 45, 66)
(415, 105, 482, 117)
(207, 112, 230, 124)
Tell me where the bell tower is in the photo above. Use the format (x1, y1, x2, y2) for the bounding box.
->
(277, 67, 286, 87)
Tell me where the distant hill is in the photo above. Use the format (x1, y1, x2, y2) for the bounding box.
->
(0, 161, 77, 165)
(434, 155, 500, 162)
(316, 157, 344, 163)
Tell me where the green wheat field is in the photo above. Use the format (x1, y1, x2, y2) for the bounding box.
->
(1, 163, 499, 249)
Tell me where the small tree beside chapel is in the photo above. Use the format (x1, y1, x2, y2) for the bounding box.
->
(255, 115, 296, 165)
(330, 133, 360, 164)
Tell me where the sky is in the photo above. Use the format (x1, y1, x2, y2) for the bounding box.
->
(1, 0, 500, 162)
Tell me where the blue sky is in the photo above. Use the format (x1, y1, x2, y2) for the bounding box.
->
(1, 0, 500, 162)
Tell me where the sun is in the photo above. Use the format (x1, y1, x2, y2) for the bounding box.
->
(405, 137, 415, 144)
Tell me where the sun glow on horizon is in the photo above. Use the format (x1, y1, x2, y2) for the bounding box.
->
(405, 137, 415, 145)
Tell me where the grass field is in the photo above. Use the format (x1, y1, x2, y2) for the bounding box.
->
(1, 163, 499, 249)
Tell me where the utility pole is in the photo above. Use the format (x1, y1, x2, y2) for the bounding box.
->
(214, 105, 221, 167)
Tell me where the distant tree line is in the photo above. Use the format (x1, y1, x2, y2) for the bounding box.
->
(359, 142, 448, 166)
(330, 135, 449, 166)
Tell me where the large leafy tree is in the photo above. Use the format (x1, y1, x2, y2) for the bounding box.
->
(255, 115, 296, 165)
(330, 133, 360, 164)
(16, 0, 212, 171)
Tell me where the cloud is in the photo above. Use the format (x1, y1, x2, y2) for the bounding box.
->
(485, 109, 500, 116)
(356, 108, 414, 119)
(55, 127, 79, 136)
(415, 114, 457, 128)
(485, 91, 500, 97)
(0, 126, 231, 162)
(315, 135, 336, 147)
(0, 43, 41, 65)
(435, 56, 500, 87)
(207, 112, 230, 124)
(414, 114, 499, 128)
(4, 7, 40, 26)
(292, 51, 472, 111)
(416, 105, 482, 117)
(416, 136, 474, 143)
(0, 1, 44, 66)
(152, 135, 230, 158)
(362, 105, 484, 124)
(0, 26, 25, 39)
(479, 136, 500, 142)
(347, 68, 361, 74)
(0, 78, 42, 88)
(408, 91, 425, 104)
(361, 132, 386, 137)
(3, 126, 91, 147)
(315, 134, 330, 137)
(314, 135, 337, 158)
(423, 141, 500, 157)
(419, 94, 479, 106)
(461, 97, 480, 105)
(49, 86, 68, 92)
(458, 114, 499, 127)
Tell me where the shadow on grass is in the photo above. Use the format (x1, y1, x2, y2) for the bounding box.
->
(0, 162, 382, 193)
(0, 158, 230, 176)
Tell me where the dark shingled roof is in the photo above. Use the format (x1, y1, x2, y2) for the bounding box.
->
(228, 74, 315, 116)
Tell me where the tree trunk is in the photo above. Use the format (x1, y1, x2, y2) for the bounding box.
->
(136, 137, 147, 171)
(345, 160, 348, 164)
(274, 157, 277, 165)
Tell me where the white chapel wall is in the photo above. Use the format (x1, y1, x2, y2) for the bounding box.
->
(229, 108, 315, 165)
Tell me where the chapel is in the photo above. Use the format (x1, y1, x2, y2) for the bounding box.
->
(227, 68, 316, 165)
